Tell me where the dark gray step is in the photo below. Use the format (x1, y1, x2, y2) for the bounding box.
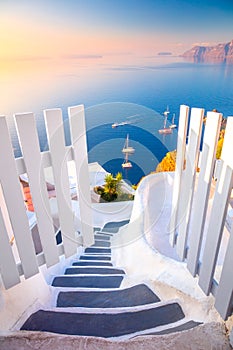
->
(102, 220, 130, 233)
(21, 302, 185, 338)
(85, 248, 111, 254)
(143, 320, 202, 336)
(72, 261, 113, 267)
(80, 255, 111, 261)
(52, 275, 123, 288)
(92, 241, 111, 248)
(57, 284, 160, 308)
(94, 234, 110, 241)
(65, 267, 125, 275)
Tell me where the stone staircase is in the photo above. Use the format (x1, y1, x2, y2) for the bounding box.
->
(20, 221, 201, 339)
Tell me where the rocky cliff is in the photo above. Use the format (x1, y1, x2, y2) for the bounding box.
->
(182, 39, 233, 63)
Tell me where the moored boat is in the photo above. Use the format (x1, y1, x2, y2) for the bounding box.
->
(122, 146, 133, 168)
(158, 107, 172, 134)
(122, 134, 135, 154)
(169, 113, 177, 129)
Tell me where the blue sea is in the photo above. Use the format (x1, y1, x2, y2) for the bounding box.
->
(5, 57, 233, 185)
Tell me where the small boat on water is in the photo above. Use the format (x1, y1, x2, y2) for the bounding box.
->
(163, 105, 170, 117)
(158, 106, 172, 134)
(122, 135, 134, 168)
(122, 152, 132, 168)
(122, 134, 135, 154)
(112, 121, 128, 128)
(169, 113, 177, 129)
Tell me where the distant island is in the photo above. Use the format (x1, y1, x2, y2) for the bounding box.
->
(181, 39, 233, 63)
(157, 52, 172, 56)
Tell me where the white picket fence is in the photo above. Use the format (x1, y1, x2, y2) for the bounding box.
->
(0, 105, 93, 290)
(0, 103, 233, 321)
(170, 105, 233, 320)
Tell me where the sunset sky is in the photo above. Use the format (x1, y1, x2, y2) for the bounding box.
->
(1, 0, 233, 115)
(1, 0, 233, 65)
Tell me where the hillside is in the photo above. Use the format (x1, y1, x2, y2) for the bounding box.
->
(181, 39, 233, 63)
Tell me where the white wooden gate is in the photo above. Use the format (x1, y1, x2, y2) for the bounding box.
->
(0, 105, 93, 289)
(170, 105, 233, 320)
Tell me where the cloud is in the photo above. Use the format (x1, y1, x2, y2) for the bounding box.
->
(104, 52, 133, 56)
(61, 54, 103, 59)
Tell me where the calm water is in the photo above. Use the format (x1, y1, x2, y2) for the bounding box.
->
(3, 57, 233, 185)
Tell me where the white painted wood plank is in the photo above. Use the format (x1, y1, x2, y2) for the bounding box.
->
(0, 207, 20, 289)
(199, 117, 233, 295)
(0, 116, 38, 278)
(15, 157, 27, 176)
(175, 108, 204, 260)
(68, 105, 94, 247)
(187, 112, 222, 276)
(215, 223, 233, 319)
(15, 112, 59, 267)
(44, 109, 77, 257)
(169, 105, 189, 246)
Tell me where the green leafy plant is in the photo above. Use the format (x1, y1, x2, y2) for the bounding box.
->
(94, 172, 134, 202)
(94, 173, 122, 202)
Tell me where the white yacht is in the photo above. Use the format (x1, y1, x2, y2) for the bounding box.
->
(122, 152, 132, 168)
(158, 107, 172, 134)
(122, 134, 135, 154)
(169, 113, 177, 129)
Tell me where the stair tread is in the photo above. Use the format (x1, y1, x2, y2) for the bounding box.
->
(102, 220, 130, 233)
(85, 248, 111, 254)
(52, 275, 123, 288)
(80, 256, 111, 261)
(94, 234, 110, 241)
(57, 284, 160, 308)
(91, 241, 111, 248)
(65, 267, 125, 275)
(21, 302, 185, 338)
(72, 261, 113, 267)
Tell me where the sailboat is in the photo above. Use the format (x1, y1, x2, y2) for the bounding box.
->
(158, 106, 172, 134)
(169, 113, 177, 129)
(164, 105, 170, 117)
(122, 152, 132, 168)
(122, 134, 133, 168)
(122, 134, 135, 154)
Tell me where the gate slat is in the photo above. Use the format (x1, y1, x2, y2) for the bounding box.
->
(44, 109, 77, 257)
(199, 117, 233, 295)
(187, 112, 222, 276)
(0, 207, 20, 289)
(169, 105, 189, 246)
(175, 108, 204, 260)
(15, 113, 59, 267)
(0, 117, 38, 279)
(68, 105, 94, 247)
(215, 224, 233, 319)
